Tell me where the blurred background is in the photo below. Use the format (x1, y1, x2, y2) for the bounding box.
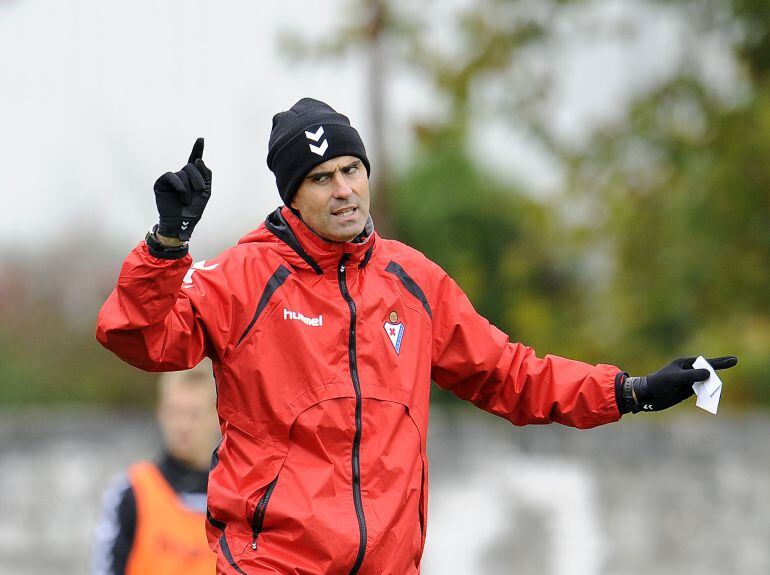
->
(1, 0, 768, 573)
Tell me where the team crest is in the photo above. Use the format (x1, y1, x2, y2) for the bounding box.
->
(384, 310, 405, 354)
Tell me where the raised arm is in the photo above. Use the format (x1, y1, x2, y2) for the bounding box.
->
(95, 139, 220, 371)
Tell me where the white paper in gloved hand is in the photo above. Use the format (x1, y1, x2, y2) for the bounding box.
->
(692, 355, 723, 414)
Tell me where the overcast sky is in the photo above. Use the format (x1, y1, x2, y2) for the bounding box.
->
(1, 0, 376, 252)
(0, 0, 739, 253)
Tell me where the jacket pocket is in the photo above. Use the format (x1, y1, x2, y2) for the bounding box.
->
(249, 473, 280, 551)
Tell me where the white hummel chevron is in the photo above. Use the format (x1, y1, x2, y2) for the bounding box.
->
(304, 126, 324, 141)
(182, 260, 220, 288)
(308, 140, 329, 156)
(306, 126, 328, 156)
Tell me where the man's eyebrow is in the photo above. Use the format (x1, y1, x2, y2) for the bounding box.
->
(307, 160, 361, 179)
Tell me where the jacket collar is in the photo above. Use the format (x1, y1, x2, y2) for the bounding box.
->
(264, 206, 376, 275)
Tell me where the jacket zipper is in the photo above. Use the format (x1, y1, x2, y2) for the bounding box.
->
(250, 476, 279, 551)
(338, 254, 367, 575)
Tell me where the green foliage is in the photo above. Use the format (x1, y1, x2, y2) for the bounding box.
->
(0, 324, 155, 407)
(559, 0, 770, 402)
(386, 0, 770, 406)
(5, 0, 768, 408)
(0, 254, 157, 407)
(567, 73, 770, 403)
(392, 130, 594, 361)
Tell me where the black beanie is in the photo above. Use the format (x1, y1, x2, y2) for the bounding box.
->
(266, 98, 371, 205)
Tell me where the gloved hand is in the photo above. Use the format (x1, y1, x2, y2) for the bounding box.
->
(620, 356, 738, 413)
(154, 138, 212, 241)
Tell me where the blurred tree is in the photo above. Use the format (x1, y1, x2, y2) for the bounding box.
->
(393, 130, 591, 358)
(0, 247, 157, 406)
(285, 0, 614, 413)
(6, 0, 767, 407)
(287, 0, 770, 407)
(283, 0, 587, 316)
(562, 0, 770, 403)
(281, 0, 578, 236)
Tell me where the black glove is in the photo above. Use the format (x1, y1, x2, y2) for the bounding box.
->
(619, 356, 738, 413)
(154, 138, 212, 241)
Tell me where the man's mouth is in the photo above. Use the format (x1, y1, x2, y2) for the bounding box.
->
(331, 206, 357, 217)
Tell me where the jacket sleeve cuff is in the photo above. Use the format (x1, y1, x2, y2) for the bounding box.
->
(145, 227, 189, 260)
(614, 371, 630, 415)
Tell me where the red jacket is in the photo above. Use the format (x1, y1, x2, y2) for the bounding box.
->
(96, 206, 621, 574)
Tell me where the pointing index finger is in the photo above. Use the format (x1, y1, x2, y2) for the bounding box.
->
(707, 356, 738, 371)
(188, 137, 205, 164)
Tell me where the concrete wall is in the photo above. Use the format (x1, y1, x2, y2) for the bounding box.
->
(1, 406, 769, 574)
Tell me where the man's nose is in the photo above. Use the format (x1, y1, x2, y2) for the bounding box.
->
(330, 172, 353, 197)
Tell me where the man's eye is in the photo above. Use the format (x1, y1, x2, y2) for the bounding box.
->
(312, 175, 330, 183)
(343, 165, 358, 175)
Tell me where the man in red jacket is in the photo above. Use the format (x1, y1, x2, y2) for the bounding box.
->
(96, 98, 736, 574)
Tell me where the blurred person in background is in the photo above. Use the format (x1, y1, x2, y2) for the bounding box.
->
(95, 98, 736, 574)
(91, 361, 220, 575)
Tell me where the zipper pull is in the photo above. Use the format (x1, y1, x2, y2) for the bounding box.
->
(251, 538, 258, 551)
(339, 264, 346, 273)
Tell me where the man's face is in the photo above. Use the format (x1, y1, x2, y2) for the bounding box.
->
(291, 155, 370, 242)
(157, 381, 220, 470)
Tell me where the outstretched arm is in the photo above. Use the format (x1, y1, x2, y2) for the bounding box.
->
(429, 271, 738, 426)
(430, 272, 621, 429)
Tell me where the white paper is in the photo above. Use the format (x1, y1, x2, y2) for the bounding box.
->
(692, 355, 723, 414)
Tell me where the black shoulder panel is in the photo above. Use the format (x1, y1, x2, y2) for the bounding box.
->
(359, 244, 374, 269)
(235, 264, 292, 348)
(385, 261, 432, 319)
